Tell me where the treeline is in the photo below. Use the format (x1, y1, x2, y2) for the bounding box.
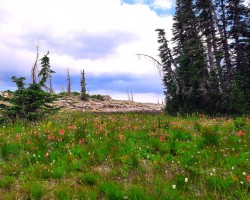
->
(157, 0, 249, 115)
(0, 52, 88, 122)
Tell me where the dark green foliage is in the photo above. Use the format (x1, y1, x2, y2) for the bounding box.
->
(38, 51, 55, 90)
(90, 94, 104, 101)
(157, 0, 250, 115)
(3, 77, 57, 122)
(80, 69, 88, 101)
(226, 0, 250, 113)
(2, 53, 57, 122)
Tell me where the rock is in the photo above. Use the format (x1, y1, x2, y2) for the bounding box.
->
(103, 95, 112, 101)
(54, 95, 164, 113)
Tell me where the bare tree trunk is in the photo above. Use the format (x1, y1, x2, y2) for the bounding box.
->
(31, 39, 39, 84)
(209, 0, 225, 93)
(220, 0, 232, 87)
(49, 75, 54, 94)
(212, 0, 232, 88)
(67, 68, 71, 96)
(206, 34, 215, 71)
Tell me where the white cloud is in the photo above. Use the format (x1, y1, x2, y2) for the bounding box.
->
(243, 0, 250, 5)
(152, 0, 173, 10)
(0, 0, 173, 102)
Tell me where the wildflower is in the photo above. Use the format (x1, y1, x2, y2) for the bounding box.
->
(27, 138, 31, 144)
(67, 125, 76, 130)
(232, 166, 234, 170)
(119, 133, 124, 140)
(159, 135, 164, 142)
(199, 114, 204, 118)
(212, 169, 216, 173)
(59, 129, 65, 136)
(193, 133, 197, 137)
(185, 178, 188, 183)
(172, 185, 176, 189)
(78, 138, 84, 144)
(45, 153, 49, 157)
(247, 174, 250, 182)
(243, 172, 246, 176)
(48, 133, 55, 140)
(237, 130, 245, 137)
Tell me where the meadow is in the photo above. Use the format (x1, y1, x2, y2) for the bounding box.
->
(0, 111, 249, 199)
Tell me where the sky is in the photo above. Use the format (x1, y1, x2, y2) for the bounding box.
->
(0, 0, 176, 103)
(0, 0, 248, 103)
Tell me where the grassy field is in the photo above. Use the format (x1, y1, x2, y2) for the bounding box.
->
(0, 111, 249, 199)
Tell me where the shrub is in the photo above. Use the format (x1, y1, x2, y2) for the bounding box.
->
(3, 77, 57, 122)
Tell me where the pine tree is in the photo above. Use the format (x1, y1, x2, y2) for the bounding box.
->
(4, 77, 57, 122)
(195, 0, 224, 93)
(38, 51, 55, 90)
(226, 0, 250, 112)
(80, 69, 88, 101)
(155, 29, 179, 113)
(156, 0, 249, 114)
(171, 0, 211, 113)
(215, 0, 233, 89)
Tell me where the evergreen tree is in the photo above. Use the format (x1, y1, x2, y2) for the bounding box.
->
(155, 29, 179, 113)
(3, 77, 57, 122)
(80, 69, 88, 101)
(156, 0, 249, 114)
(226, 0, 250, 112)
(171, 0, 211, 113)
(2, 52, 58, 122)
(215, 0, 233, 89)
(195, 0, 224, 94)
(38, 51, 55, 90)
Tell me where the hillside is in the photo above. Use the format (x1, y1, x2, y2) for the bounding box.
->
(55, 95, 164, 113)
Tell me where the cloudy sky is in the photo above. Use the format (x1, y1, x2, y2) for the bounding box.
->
(0, 0, 248, 103)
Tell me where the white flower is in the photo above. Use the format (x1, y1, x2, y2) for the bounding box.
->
(185, 178, 188, 183)
(212, 169, 216, 173)
(232, 166, 234, 170)
(243, 172, 246, 176)
(172, 185, 176, 189)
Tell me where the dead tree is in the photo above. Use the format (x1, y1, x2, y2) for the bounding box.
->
(31, 39, 40, 84)
(67, 68, 71, 96)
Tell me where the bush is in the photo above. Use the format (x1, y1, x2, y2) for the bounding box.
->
(3, 77, 57, 122)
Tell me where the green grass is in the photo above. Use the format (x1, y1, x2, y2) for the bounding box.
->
(0, 111, 249, 199)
